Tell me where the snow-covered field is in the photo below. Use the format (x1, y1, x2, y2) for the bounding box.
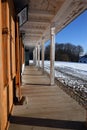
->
(44, 61, 87, 81)
(40, 61, 87, 105)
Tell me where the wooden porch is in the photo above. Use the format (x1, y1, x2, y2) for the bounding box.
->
(9, 65, 86, 130)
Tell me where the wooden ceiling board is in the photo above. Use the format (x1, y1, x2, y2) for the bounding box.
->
(19, 0, 87, 47)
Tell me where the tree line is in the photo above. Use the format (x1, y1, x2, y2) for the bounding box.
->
(45, 43, 84, 62)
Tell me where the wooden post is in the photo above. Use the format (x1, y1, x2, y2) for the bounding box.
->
(33, 50, 34, 65)
(15, 18, 21, 100)
(38, 43, 40, 69)
(22, 44, 25, 73)
(33, 48, 37, 65)
(50, 27, 55, 85)
(22, 44, 24, 65)
(19, 35, 22, 75)
(42, 38, 45, 73)
(35, 46, 37, 66)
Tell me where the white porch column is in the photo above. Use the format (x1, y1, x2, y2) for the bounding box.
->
(42, 38, 45, 73)
(33, 48, 36, 65)
(35, 46, 37, 66)
(50, 27, 55, 85)
(38, 43, 40, 68)
(33, 49, 35, 65)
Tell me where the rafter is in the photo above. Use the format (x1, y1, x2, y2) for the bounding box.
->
(25, 35, 41, 39)
(25, 31, 43, 35)
(28, 9, 55, 17)
(25, 33, 42, 37)
(21, 26, 46, 31)
(28, 18, 50, 24)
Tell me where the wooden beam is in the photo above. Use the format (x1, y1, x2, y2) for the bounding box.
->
(21, 25, 46, 30)
(25, 33, 42, 37)
(25, 35, 40, 39)
(28, 18, 50, 24)
(23, 41, 38, 47)
(15, 19, 21, 100)
(25, 31, 43, 35)
(29, 9, 55, 17)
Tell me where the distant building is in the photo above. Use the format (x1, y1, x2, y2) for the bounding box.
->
(79, 55, 87, 63)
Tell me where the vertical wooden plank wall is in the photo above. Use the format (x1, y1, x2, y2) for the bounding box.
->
(0, 0, 25, 129)
(0, 0, 20, 129)
(0, 1, 4, 130)
(1, 0, 9, 129)
(8, 0, 15, 115)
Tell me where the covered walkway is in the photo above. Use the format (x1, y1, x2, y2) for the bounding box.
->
(0, 1, 87, 130)
(9, 65, 86, 130)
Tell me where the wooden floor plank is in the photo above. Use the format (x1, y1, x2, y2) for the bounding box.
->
(9, 65, 86, 130)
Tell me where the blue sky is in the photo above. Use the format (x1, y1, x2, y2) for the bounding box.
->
(46, 10, 87, 54)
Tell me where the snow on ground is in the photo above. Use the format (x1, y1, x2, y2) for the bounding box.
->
(40, 61, 87, 100)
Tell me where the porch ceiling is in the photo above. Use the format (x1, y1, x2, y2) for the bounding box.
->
(19, 0, 87, 47)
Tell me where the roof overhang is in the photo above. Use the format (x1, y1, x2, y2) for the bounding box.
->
(14, 0, 87, 47)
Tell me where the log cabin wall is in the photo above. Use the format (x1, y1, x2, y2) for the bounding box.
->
(0, 0, 4, 130)
(0, 0, 23, 129)
(1, 0, 12, 129)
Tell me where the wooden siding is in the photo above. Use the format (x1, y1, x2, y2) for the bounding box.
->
(0, 0, 23, 130)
